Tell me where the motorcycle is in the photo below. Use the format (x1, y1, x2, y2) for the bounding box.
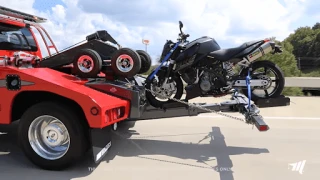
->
(145, 21, 285, 108)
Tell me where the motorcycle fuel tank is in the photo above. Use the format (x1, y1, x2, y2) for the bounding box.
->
(185, 36, 221, 55)
(175, 36, 221, 63)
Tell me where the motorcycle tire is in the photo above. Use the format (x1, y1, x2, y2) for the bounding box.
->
(240, 60, 285, 101)
(136, 50, 152, 74)
(111, 48, 141, 78)
(73, 48, 102, 78)
(145, 70, 184, 109)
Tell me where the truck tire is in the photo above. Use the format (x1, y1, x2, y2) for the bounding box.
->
(111, 48, 141, 78)
(73, 48, 102, 78)
(136, 50, 152, 74)
(18, 101, 88, 170)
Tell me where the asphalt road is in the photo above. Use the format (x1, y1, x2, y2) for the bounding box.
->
(1, 96, 320, 180)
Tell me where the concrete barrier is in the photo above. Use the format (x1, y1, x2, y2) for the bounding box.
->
(285, 77, 320, 88)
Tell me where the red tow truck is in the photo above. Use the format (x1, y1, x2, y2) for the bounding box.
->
(0, 6, 290, 170)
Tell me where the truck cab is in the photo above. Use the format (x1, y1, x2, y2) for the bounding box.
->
(0, 6, 146, 170)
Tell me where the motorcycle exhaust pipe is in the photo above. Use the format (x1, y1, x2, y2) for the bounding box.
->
(246, 41, 275, 62)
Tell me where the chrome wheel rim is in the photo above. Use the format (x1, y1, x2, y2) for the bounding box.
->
(150, 76, 177, 101)
(251, 67, 280, 98)
(28, 115, 70, 160)
(116, 54, 134, 73)
(77, 55, 94, 73)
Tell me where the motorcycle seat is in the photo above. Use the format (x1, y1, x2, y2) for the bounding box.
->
(208, 40, 264, 61)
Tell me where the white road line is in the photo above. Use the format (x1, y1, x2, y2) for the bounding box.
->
(197, 115, 320, 120)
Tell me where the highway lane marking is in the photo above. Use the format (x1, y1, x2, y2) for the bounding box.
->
(197, 115, 320, 120)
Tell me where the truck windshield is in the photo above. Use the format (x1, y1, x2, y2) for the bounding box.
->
(0, 23, 38, 51)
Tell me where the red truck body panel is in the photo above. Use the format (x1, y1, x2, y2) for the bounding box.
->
(0, 8, 131, 129)
(0, 66, 131, 128)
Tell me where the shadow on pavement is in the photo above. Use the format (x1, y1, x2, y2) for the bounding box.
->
(0, 121, 269, 180)
(105, 121, 270, 180)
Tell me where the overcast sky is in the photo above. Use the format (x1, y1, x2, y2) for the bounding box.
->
(4, 0, 320, 64)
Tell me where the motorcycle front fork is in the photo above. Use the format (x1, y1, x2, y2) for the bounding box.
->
(160, 61, 175, 88)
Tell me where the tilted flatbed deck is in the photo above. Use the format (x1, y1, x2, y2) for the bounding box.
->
(85, 75, 290, 131)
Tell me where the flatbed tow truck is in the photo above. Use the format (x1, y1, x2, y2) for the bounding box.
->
(0, 6, 290, 170)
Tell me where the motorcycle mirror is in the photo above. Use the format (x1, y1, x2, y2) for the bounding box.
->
(179, 21, 183, 31)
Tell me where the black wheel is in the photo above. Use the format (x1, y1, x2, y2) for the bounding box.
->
(136, 50, 152, 74)
(73, 49, 102, 78)
(240, 60, 285, 100)
(18, 102, 88, 170)
(111, 48, 141, 78)
(145, 68, 184, 108)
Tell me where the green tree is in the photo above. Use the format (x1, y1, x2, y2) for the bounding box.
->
(308, 29, 320, 57)
(285, 23, 320, 58)
(312, 22, 320, 30)
(285, 26, 314, 57)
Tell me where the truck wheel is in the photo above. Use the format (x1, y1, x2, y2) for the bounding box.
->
(136, 50, 152, 74)
(111, 48, 141, 78)
(18, 102, 88, 170)
(73, 49, 102, 78)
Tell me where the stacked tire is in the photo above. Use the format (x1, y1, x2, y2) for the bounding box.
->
(73, 48, 152, 78)
(110, 48, 152, 78)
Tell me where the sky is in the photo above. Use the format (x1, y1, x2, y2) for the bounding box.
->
(3, 0, 320, 64)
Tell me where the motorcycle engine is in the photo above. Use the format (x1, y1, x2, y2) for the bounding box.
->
(180, 66, 227, 94)
(180, 68, 197, 84)
(199, 68, 226, 93)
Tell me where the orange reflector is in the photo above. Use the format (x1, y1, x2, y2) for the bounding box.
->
(90, 107, 99, 115)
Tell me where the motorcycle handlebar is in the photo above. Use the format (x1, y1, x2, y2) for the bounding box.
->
(178, 33, 190, 41)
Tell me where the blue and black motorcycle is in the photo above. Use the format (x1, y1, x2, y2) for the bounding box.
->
(145, 21, 285, 108)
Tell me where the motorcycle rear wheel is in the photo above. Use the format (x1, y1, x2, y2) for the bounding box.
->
(240, 60, 285, 101)
(145, 70, 184, 108)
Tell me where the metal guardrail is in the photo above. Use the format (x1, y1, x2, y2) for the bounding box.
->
(285, 77, 320, 88)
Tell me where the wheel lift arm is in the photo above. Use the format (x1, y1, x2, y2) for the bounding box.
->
(138, 92, 269, 131)
(85, 75, 290, 164)
(86, 76, 290, 132)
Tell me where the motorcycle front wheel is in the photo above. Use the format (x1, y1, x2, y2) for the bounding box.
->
(240, 60, 285, 101)
(145, 70, 184, 108)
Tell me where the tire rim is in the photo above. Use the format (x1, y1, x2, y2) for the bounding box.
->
(250, 67, 280, 98)
(150, 76, 178, 101)
(77, 55, 94, 73)
(116, 54, 134, 73)
(28, 115, 70, 160)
